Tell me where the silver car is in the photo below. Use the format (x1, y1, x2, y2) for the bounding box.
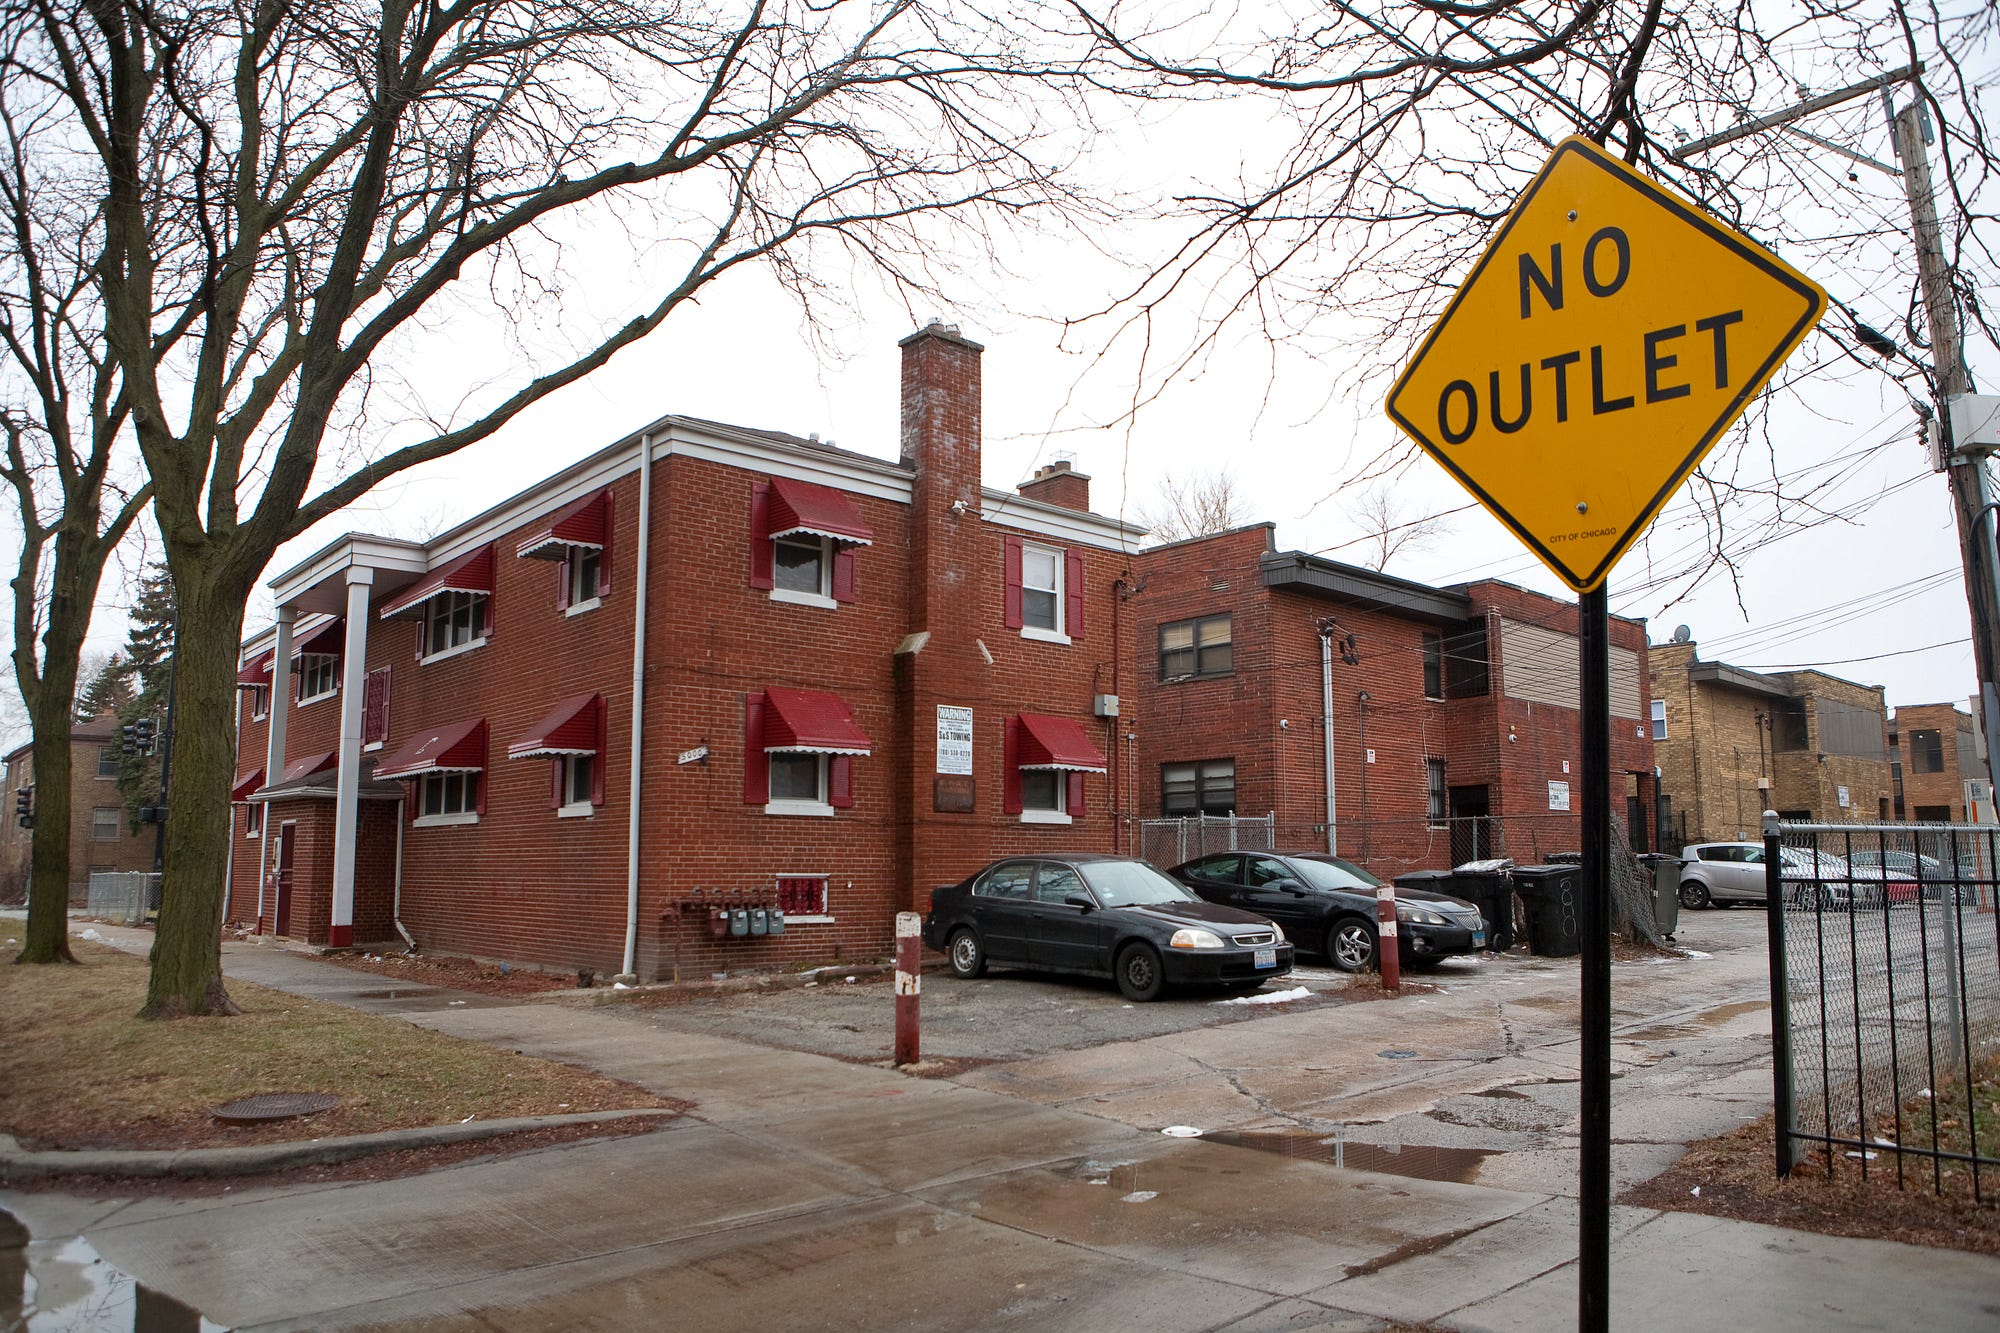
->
(1677, 842, 1770, 909)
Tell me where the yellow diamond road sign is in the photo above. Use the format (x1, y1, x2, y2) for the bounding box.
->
(1386, 136, 1827, 592)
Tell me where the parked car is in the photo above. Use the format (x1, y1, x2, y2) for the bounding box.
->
(1847, 849, 1975, 904)
(922, 854, 1294, 1001)
(1167, 851, 1485, 973)
(1677, 842, 1771, 908)
(1780, 847, 1918, 909)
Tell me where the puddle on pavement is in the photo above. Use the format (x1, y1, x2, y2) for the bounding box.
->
(1201, 1130, 1496, 1184)
(0, 1209, 223, 1331)
(1625, 998, 1768, 1043)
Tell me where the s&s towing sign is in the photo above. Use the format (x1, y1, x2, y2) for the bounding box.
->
(1386, 136, 1826, 591)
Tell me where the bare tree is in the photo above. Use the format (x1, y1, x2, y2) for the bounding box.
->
(1350, 484, 1452, 572)
(1135, 469, 1242, 545)
(0, 0, 1109, 1014)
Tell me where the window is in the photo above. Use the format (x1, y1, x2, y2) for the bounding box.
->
(97, 746, 118, 778)
(298, 653, 338, 703)
(1909, 729, 1945, 774)
(1651, 698, 1667, 740)
(250, 686, 269, 721)
(1004, 713, 1105, 822)
(1159, 615, 1232, 680)
(519, 490, 614, 611)
(773, 534, 831, 601)
(1003, 537, 1083, 642)
(91, 807, 120, 840)
(1036, 863, 1087, 905)
(748, 478, 867, 606)
(973, 863, 1034, 899)
(424, 590, 487, 658)
(560, 754, 596, 810)
(1426, 758, 1447, 824)
(1423, 634, 1443, 699)
(769, 752, 827, 805)
(1162, 760, 1236, 816)
(419, 771, 479, 819)
(243, 803, 263, 837)
(743, 688, 869, 816)
(1020, 769, 1068, 819)
(566, 546, 603, 608)
(777, 875, 829, 917)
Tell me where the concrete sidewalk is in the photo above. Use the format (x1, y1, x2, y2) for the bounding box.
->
(6, 926, 1998, 1331)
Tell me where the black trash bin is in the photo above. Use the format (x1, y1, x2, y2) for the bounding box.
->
(1449, 867, 1516, 951)
(1512, 864, 1582, 957)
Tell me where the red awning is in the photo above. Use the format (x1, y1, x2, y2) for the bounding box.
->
(508, 694, 602, 759)
(230, 768, 265, 802)
(236, 651, 274, 688)
(516, 491, 609, 561)
(1016, 713, 1107, 773)
(379, 546, 496, 620)
(277, 751, 336, 785)
(290, 616, 343, 661)
(763, 688, 871, 755)
(768, 478, 873, 547)
(375, 718, 487, 779)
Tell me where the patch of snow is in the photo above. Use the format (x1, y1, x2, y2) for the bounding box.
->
(1679, 950, 1712, 959)
(1214, 986, 1311, 1006)
(1121, 1191, 1158, 1204)
(448, 1000, 467, 1006)
(612, 982, 630, 990)
(1690, 1185, 1701, 1197)
(79, 928, 103, 940)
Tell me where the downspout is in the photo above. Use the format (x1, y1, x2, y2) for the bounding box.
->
(620, 432, 654, 981)
(1112, 574, 1124, 853)
(392, 796, 415, 952)
(1321, 628, 1337, 854)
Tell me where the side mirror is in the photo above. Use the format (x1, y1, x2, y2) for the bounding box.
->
(1064, 892, 1094, 912)
(1272, 878, 1307, 895)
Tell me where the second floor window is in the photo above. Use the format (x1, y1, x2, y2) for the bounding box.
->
(1159, 615, 1232, 680)
(97, 746, 118, 778)
(774, 534, 830, 600)
(1651, 699, 1667, 740)
(425, 590, 487, 657)
(1423, 633, 1443, 699)
(298, 653, 338, 703)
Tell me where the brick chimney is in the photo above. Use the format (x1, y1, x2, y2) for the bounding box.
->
(1017, 459, 1090, 512)
(900, 321, 984, 627)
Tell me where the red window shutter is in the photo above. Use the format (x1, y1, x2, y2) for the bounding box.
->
(590, 696, 607, 805)
(830, 755, 854, 808)
(748, 481, 774, 590)
(598, 491, 615, 598)
(483, 564, 496, 640)
(742, 692, 769, 803)
(556, 554, 571, 611)
(1067, 772, 1086, 819)
(1002, 536, 1024, 629)
(362, 667, 391, 745)
(832, 547, 857, 603)
(1003, 716, 1022, 814)
(474, 771, 487, 816)
(1064, 549, 1085, 639)
(549, 758, 563, 809)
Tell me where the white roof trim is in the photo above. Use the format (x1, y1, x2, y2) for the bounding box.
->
(765, 744, 873, 757)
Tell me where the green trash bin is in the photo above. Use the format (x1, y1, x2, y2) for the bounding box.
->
(1639, 854, 1683, 940)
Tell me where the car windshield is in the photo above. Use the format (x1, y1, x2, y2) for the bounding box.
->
(1293, 856, 1385, 891)
(1081, 859, 1201, 907)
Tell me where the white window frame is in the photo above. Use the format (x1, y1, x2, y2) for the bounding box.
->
(91, 806, 121, 840)
(770, 533, 836, 609)
(1018, 769, 1071, 825)
(421, 591, 489, 662)
(1019, 543, 1068, 643)
(776, 873, 833, 923)
(250, 685, 270, 721)
(557, 753, 596, 818)
(765, 752, 834, 817)
(298, 653, 339, 705)
(565, 547, 603, 616)
(414, 771, 480, 827)
(243, 803, 263, 837)
(1650, 698, 1667, 741)
(96, 745, 119, 779)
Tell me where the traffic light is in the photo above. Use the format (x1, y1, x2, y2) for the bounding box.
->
(121, 723, 138, 754)
(133, 717, 158, 753)
(13, 785, 31, 828)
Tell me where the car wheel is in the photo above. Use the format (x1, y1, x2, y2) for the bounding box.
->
(1678, 880, 1711, 910)
(1326, 918, 1378, 973)
(1115, 943, 1166, 1002)
(946, 928, 986, 979)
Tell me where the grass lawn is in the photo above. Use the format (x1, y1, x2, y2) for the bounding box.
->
(1, 942, 668, 1152)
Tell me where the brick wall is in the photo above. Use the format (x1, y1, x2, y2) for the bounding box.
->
(1892, 702, 1976, 820)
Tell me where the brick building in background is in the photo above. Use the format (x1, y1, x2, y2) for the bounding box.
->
(1, 714, 159, 904)
(1888, 702, 1985, 821)
(1127, 526, 1657, 874)
(1649, 638, 1892, 846)
(228, 324, 1144, 979)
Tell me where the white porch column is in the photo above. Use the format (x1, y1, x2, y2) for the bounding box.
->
(257, 607, 295, 934)
(329, 568, 372, 947)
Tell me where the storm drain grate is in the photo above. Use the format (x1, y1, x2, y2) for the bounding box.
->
(212, 1092, 342, 1123)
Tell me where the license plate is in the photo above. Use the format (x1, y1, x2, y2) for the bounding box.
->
(1473, 931, 1486, 947)
(1254, 947, 1277, 969)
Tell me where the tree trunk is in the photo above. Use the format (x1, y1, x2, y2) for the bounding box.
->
(15, 693, 80, 965)
(138, 576, 247, 1017)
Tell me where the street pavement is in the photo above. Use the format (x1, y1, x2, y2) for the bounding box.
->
(4, 912, 1998, 1331)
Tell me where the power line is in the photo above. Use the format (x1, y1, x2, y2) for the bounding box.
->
(1733, 637, 1972, 671)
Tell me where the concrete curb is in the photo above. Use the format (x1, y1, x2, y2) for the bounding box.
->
(0, 1107, 681, 1181)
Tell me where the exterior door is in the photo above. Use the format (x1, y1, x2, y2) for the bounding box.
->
(274, 821, 297, 936)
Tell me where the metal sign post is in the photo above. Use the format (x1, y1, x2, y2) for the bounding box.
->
(1383, 135, 1827, 1332)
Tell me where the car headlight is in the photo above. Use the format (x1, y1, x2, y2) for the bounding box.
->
(1397, 905, 1448, 926)
(1169, 928, 1226, 949)
(1267, 922, 1287, 943)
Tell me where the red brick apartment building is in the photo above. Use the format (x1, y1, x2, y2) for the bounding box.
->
(2, 714, 159, 903)
(1128, 526, 1656, 874)
(227, 325, 1145, 979)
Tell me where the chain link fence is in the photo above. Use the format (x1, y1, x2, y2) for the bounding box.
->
(1767, 821, 1999, 1198)
(85, 870, 161, 925)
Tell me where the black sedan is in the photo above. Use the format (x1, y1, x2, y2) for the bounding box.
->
(923, 854, 1294, 1001)
(1169, 851, 1485, 973)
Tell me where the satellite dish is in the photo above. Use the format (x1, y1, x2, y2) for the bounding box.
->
(1671, 625, 1692, 644)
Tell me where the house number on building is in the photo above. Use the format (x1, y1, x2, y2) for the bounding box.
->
(935, 706, 973, 775)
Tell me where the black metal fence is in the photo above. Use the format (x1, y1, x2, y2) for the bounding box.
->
(1764, 818, 1999, 1198)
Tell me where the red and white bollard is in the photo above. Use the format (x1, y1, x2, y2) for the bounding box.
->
(894, 911, 921, 1065)
(1375, 885, 1400, 990)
